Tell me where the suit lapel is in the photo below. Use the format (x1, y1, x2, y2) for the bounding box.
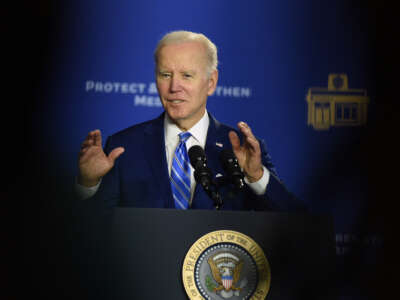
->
(204, 114, 223, 173)
(191, 114, 225, 209)
(142, 113, 174, 208)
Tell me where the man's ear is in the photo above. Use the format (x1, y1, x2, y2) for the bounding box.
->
(207, 70, 219, 96)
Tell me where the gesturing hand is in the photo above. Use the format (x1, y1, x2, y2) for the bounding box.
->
(228, 122, 263, 183)
(78, 129, 125, 187)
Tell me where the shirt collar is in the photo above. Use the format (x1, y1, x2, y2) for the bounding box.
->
(164, 110, 209, 146)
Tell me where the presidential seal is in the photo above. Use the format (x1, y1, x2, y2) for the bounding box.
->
(182, 230, 271, 300)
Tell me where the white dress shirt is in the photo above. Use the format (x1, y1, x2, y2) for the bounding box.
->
(164, 110, 208, 204)
(76, 110, 270, 201)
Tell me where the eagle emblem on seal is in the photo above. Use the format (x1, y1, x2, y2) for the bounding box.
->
(207, 252, 247, 298)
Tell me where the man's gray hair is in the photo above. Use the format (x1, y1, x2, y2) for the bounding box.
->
(154, 30, 218, 76)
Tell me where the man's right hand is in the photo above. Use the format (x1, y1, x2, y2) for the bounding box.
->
(78, 129, 125, 187)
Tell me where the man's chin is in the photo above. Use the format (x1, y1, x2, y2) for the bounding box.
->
(165, 108, 205, 130)
(166, 111, 188, 123)
(166, 113, 196, 130)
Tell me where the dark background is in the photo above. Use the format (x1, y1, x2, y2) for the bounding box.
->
(3, 1, 394, 299)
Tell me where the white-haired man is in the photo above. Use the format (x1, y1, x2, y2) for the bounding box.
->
(77, 31, 300, 211)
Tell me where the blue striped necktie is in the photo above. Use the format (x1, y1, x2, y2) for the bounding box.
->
(170, 132, 192, 209)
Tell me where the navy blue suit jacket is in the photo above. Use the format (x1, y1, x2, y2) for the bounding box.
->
(90, 113, 303, 212)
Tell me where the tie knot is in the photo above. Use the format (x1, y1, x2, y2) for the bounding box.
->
(179, 132, 191, 143)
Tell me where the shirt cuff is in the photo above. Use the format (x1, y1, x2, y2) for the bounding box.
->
(244, 166, 270, 195)
(74, 177, 101, 200)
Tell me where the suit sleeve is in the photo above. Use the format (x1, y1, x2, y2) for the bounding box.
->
(244, 139, 308, 212)
(95, 135, 121, 210)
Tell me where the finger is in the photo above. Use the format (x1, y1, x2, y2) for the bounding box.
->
(237, 121, 256, 139)
(228, 131, 241, 151)
(78, 148, 91, 162)
(238, 122, 260, 149)
(86, 129, 100, 139)
(90, 129, 102, 146)
(81, 139, 93, 149)
(108, 147, 125, 163)
(82, 129, 99, 146)
(79, 147, 88, 155)
(244, 135, 261, 154)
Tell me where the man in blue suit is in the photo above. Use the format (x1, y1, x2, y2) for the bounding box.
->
(77, 31, 301, 211)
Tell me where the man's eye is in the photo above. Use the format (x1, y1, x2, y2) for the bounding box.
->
(183, 73, 192, 78)
(160, 73, 171, 78)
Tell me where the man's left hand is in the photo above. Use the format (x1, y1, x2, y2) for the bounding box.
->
(228, 122, 263, 183)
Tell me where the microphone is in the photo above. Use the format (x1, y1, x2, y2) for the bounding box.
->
(188, 145, 213, 189)
(188, 145, 222, 209)
(219, 149, 245, 189)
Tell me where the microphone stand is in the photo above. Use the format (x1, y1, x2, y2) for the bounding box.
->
(210, 187, 223, 210)
(214, 175, 244, 199)
(193, 169, 223, 210)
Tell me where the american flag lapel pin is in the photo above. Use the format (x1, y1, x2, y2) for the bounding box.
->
(215, 142, 223, 148)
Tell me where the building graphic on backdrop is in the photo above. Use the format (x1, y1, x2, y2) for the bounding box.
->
(306, 74, 369, 130)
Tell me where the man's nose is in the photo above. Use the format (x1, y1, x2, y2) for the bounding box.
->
(169, 75, 182, 92)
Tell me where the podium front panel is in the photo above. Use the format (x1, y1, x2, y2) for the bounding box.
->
(81, 208, 336, 299)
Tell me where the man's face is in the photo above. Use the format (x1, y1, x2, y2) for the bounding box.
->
(156, 41, 218, 130)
